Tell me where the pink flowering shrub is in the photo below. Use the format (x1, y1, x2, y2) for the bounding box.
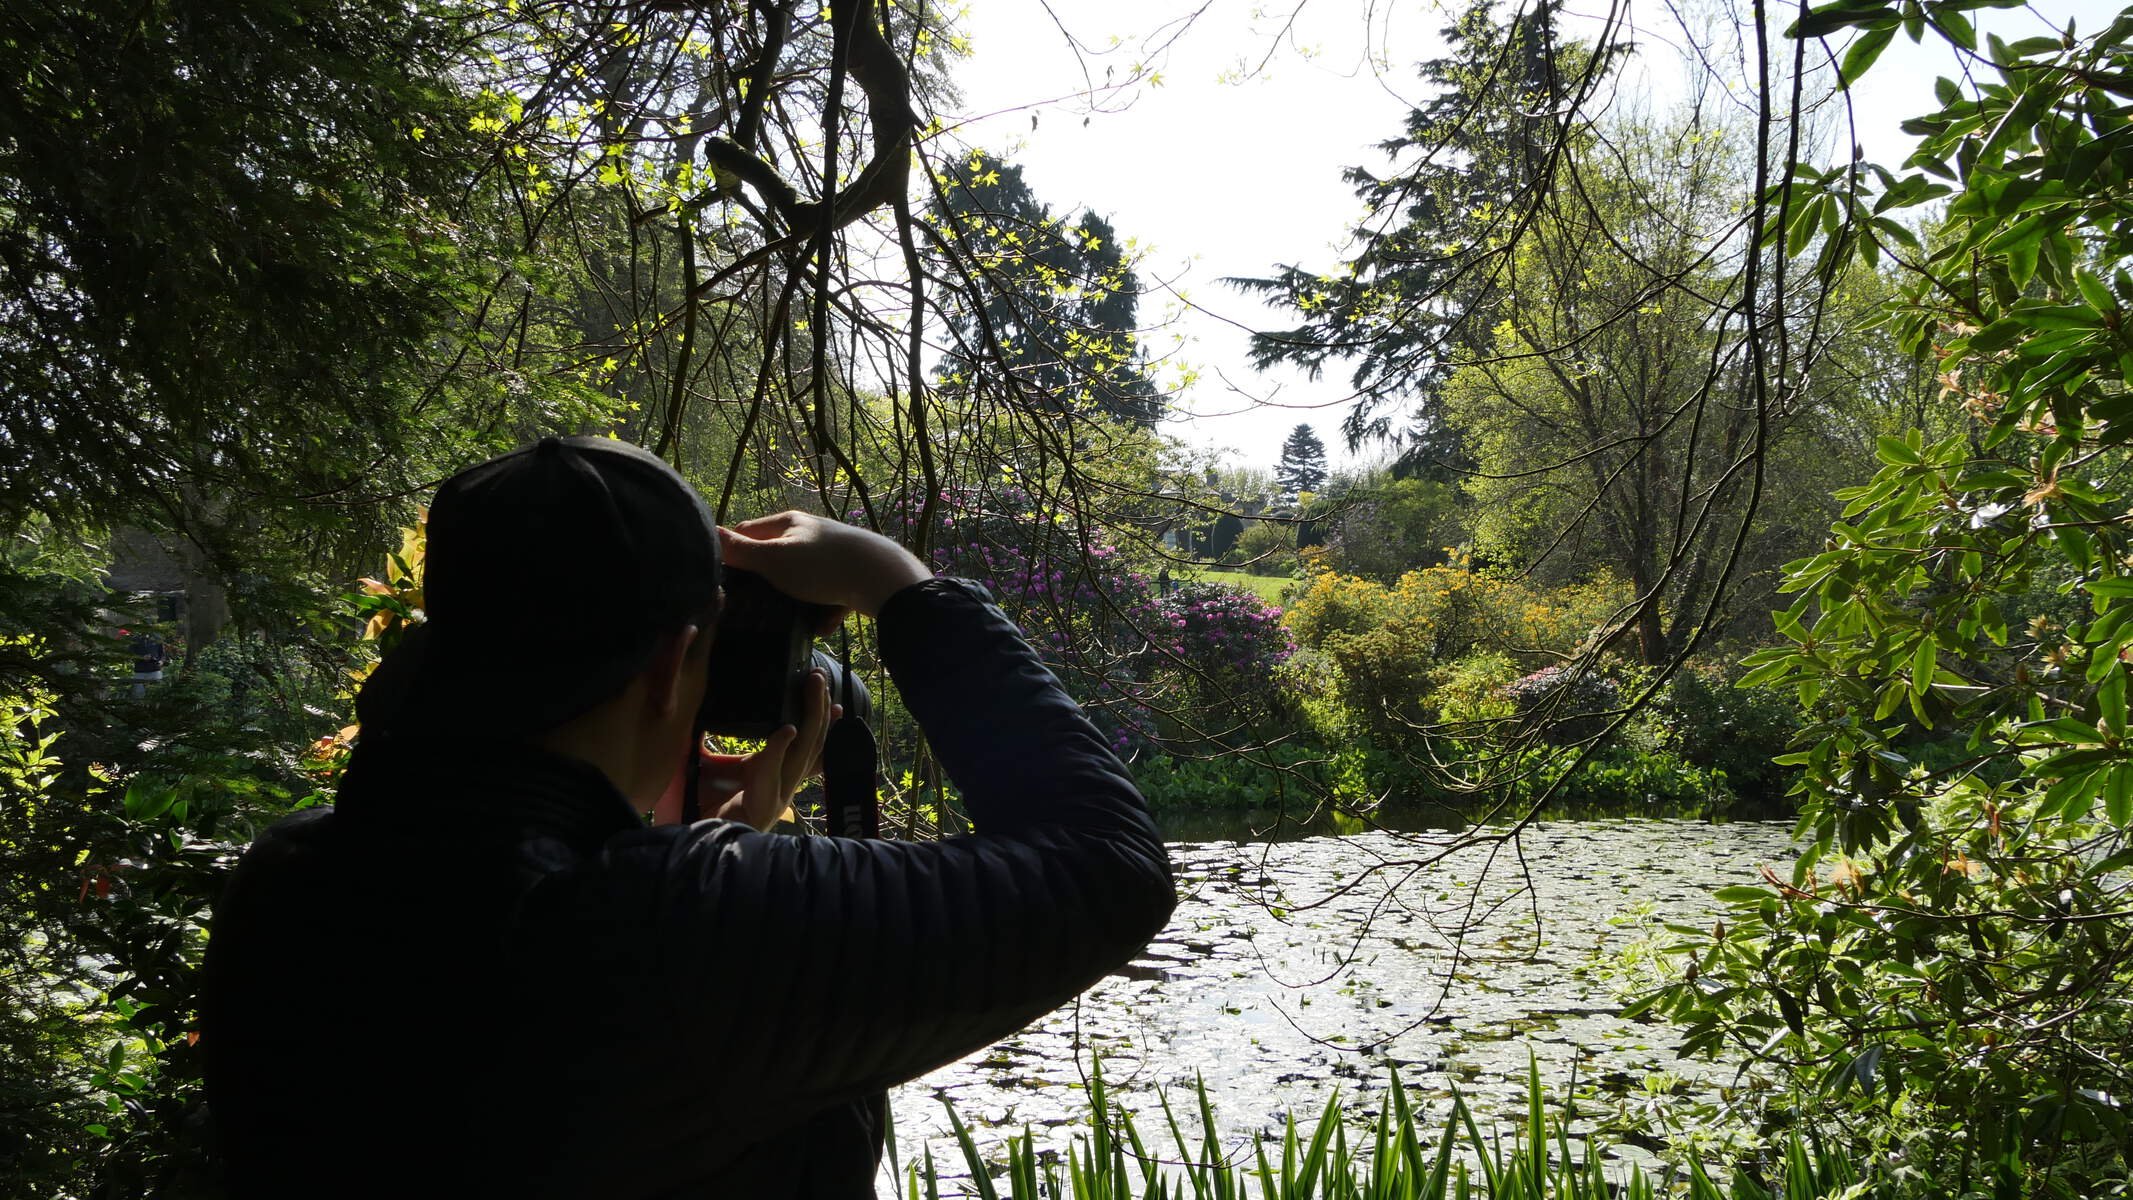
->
(878, 487, 1292, 754)
(1499, 664, 1621, 744)
(1156, 582, 1294, 683)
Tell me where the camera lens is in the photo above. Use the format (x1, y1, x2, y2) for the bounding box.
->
(811, 649, 871, 726)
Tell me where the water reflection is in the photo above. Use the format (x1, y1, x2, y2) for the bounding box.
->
(886, 818, 1794, 1196)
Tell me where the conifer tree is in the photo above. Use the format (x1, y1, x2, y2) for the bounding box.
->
(933, 151, 1159, 427)
(1228, 0, 1616, 477)
(1274, 424, 1328, 499)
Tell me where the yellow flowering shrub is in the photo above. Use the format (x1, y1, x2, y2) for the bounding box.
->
(1285, 558, 1628, 730)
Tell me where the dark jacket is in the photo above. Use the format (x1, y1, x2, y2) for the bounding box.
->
(201, 578, 1176, 1197)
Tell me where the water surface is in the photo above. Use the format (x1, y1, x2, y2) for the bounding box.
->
(883, 818, 1794, 1194)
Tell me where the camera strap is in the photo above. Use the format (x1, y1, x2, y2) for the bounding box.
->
(681, 732, 704, 824)
(823, 624, 878, 838)
(822, 715, 877, 837)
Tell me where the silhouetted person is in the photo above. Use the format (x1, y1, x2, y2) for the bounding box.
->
(202, 437, 1175, 1197)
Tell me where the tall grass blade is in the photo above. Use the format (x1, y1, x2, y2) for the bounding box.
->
(943, 1099, 1002, 1200)
(908, 1054, 1876, 1200)
(1389, 1067, 1426, 1183)
(1423, 1084, 1459, 1200)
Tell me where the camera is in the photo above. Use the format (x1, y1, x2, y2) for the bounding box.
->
(698, 568, 870, 738)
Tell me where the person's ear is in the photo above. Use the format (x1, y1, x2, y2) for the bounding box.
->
(646, 624, 704, 721)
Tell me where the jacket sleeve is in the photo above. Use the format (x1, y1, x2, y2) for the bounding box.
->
(641, 578, 1174, 1139)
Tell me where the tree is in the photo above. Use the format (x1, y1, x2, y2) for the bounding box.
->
(1639, 7, 2133, 1192)
(1274, 424, 1329, 500)
(0, 0, 524, 556)
(932, 151, 1160, 428)
(1439, 110, 1785, 665)
(1314, 473, 1463, 581)
(1232, 520, 1300, 577)
(1229, 0, 1620, 476)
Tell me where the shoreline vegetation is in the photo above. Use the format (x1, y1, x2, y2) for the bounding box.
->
(901, 1058, 1856, 1200)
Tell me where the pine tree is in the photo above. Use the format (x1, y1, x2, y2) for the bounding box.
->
(1227, 0, 1620, 477)
(1274, 425, 1328, 499)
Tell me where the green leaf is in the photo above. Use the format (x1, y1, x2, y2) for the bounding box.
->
(1791, 0, 1898, 38)
(122, 775, 175, 821)
(1774, 988, 1807, 1038)
(2022, 717, 2106, 744)
(1934, 7, 1977, 49)
(1874, 680, 1908, 720)
(1841, 25, 1897, 84)
(1910, 637, 1938, 698)
(2036, 746, 2120, 774)
(2045, 770, 2098, 820)
(1965, 317, 2027, 352)
(1737, 660, 1797, 689)
(2077, 270, 2115, 313)
(1787, 194, 1826, 257)
(1713, 885, 1777, 903)
(1874, 433, 1923, 465)
(2109, 765, 2133, 826)
(2100, 667, 2126, 739)
(1851, 1045, 1884, 1096)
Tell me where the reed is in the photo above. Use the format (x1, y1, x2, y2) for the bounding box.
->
(896, 1056, 1860, 1200)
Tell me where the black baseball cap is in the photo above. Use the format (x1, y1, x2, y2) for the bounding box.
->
(354, 436, 723, 736)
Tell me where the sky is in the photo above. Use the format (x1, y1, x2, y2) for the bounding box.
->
(940, 0, 2119, 477)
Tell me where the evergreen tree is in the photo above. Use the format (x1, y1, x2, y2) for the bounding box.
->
(0, 0, 500, 534)
(1274, 424, 1328, 499)
(1227, 0, 1619, 477)
(933, 151, 1159, 427)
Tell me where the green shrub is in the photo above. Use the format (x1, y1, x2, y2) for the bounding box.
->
(1539, 745, 1733, 818)
(1648, 662, 1804, 810)
(1285, 564, 1626, 735)
(1133, 736, 1387, 813)
(1429, 651, 1521, 726)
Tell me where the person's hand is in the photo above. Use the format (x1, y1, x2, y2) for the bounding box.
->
(718, 511, 932, 620)
(653, 669, 838, 831)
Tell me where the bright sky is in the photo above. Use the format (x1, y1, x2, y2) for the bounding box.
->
(942, 0, 2119, 477)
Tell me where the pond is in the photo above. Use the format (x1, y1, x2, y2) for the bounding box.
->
(881, 816, 1796, 1195)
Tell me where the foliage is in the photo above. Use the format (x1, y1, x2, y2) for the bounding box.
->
(0, 673, 318, 1196)
(1231, 0, 1905, 671)
(1274, 424, 1329, 500)
(1284, 563, 1627, 733)
(1, 536, 352, 1197)
(1646, 662, 1806, 809)
(1522, 744, 1734, 820)
(1434, 103, 1881, 666)
(1231, 520, 1301, 578)
(1500, 666, 1623, 746)
(1638, 8, 2133, 1195)
(1428, 652, 1522, 727)
(906, 489, 1293, 755)
(1311, 474, 1464, 582)
(1187, 567, 1293, 609)
(906, 1055, 1867, 1200)
(932, 151, 1158, 427)
(1229, 0, 1609, 473)
(0, 0, 494, 535)
(1131, 739, 1347, 814)
(1156, 583, 1296, 687)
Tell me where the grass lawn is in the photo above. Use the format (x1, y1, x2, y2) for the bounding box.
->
(1185, 567, 1297, 608)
